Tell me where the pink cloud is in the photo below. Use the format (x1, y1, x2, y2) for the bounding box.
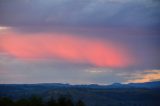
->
(0, 30, 135, 68)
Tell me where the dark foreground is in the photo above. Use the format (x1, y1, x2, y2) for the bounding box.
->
(0, 81, 160, 106)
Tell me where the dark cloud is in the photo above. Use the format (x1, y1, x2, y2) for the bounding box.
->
(0, 0, 159, 29)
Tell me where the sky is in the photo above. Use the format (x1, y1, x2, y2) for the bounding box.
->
(0, 0, 160, 84)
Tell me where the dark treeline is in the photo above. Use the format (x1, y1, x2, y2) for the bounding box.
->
(0, 96, 85, 106)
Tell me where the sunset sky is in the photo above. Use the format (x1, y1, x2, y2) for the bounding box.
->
(0, 0, 159, 84)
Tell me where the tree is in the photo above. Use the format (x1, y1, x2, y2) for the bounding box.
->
(76, 100, 85, 106)
(57, 96, 66, 106)
(0, 97, 14, 106)
(29, 96, 43, 106)
(16, 98, 29, 106)
(47, 98, 57, 106)
(66, 98, 74, 106)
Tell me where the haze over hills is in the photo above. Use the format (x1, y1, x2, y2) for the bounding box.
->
(1, 81, 160, 89)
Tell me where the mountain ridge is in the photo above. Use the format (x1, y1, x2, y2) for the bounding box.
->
(0, 81, 160, 89)
(0, 81, 160, 106)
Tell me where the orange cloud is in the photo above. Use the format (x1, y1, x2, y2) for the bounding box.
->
(0, 30, 134, 68)
(126, 70, 160, 83)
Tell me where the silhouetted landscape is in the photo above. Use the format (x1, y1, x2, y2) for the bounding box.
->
(0, 81, 160, 106)
(0, 0, 160, 106)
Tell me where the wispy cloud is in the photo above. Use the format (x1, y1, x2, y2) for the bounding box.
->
(0, 26, 10, 30)
(125, 69, 160, 83)
(85, 67, 112, 74)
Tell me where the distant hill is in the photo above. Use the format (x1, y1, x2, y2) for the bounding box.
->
(0, 81, 160, 106)
(1, 81, 159, 89)
(106, 81, 160, 88)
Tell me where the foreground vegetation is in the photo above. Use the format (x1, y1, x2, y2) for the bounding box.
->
(0, 82, 160, 106)
(0, 96, 85, 106)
